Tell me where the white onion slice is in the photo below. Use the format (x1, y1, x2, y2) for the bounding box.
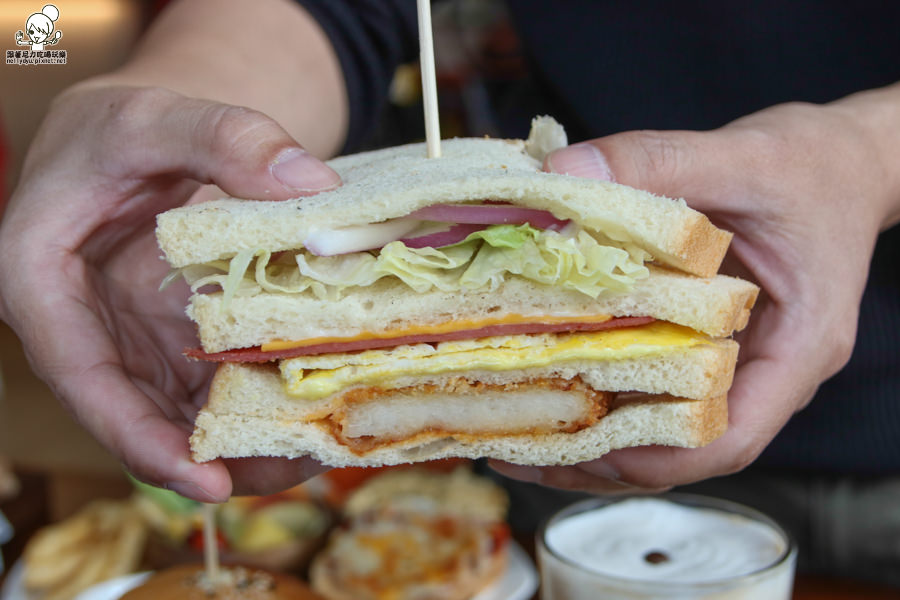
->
(303, 204, 571, 256)
(406, 203, 570, 230)
(303, 218, 421, 256)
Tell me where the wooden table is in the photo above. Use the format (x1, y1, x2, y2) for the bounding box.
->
(792, 577, 900, 600)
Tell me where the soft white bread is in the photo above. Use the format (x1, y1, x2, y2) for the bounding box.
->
(157, 134, 730, 277)
(189, 267, 757, 353)
(190, 338, 735, 465)
(200, 340, 737, 421)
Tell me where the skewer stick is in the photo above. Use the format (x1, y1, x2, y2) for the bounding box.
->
(417, 0, 441, 158)
(202, 503, 220, 584)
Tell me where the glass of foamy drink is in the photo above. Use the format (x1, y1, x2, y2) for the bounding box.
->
(537, 494, 796, 600)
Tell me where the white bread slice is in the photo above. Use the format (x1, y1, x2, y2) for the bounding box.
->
(190, 338, 735, 465)
(188, 267, 757, 353)
(157, 136, 730, 277)
(200, 340, 737, 421)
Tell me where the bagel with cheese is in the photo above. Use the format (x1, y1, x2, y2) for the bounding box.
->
(156, 116, 758, 467)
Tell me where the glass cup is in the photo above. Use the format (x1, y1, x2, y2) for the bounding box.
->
(536, 494, 796, 600)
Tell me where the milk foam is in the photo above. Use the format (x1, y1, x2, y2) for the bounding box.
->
(544, 497, 787, 584)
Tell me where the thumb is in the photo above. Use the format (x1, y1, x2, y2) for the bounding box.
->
(104, 88, 342, 200)
(543, 130, 715, 199)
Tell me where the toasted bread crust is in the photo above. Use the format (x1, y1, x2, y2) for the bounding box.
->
(665, 213, 734, 278)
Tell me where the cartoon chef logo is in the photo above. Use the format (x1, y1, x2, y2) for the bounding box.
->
(16, 4, 63, 52)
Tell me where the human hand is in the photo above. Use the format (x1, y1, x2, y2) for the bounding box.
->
(493, 97, 900, 493)
(0, 83, 342, 502)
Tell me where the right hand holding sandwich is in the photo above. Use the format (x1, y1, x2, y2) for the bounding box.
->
(497, 94, 900, 493)
(0, 82, 340, 502)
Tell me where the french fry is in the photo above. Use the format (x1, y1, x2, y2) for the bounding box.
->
(41, 548, 114, 600)
(22, 512, 93, 563)
(22, 548, 85, 590)
(101, 508, 148, 580)
(21, 498, 149, 599)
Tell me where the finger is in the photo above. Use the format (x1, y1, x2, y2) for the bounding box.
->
(98, 87, 341, 201)
(576, 351, 811, 490)
(225, 457, 329, 497)
(13, 287, 232, 502)
(492, 302, 812, 492)
(79, 379, 232, 503)
(47, 356, 230, 503)
(488, 461, 668, 496)
(98, 394, 232, 504)
(544, 130, 734, 206)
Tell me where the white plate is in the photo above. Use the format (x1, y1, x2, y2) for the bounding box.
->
(73, 572, 150, 600)
(3, 541, 538, 600)
(0, 562, 148, 600)
(474, 541, 539, 600)
(0, 561, 28, 600)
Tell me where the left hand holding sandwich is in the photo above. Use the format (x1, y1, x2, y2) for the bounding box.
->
(495, 87, 900, 493)
(0, 82, 340, 502)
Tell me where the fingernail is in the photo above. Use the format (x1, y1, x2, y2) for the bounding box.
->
(165, 480, 225, 503)
(296, 458, 329, 481)
(270, 148, 341, 193)
(545, 143, 614, 181)
(582, 460, 621, 481)
(509, 466, 545, 484)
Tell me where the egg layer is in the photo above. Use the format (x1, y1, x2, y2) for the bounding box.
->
(280, 321, 708, 400)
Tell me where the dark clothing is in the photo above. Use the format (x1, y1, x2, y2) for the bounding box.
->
(293, 1, 418, 153)
(294, 0, 900, 473)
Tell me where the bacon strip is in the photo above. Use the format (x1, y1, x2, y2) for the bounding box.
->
(185, 316, 656, 363)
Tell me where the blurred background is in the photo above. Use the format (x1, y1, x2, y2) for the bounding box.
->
(1, 0, 149, 199)
(0, 6, 157, 581)
(0, 0, 151, 507)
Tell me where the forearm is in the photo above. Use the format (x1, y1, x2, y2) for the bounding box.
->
(829, 82, 900, 231)
(82, 0, 348, 158)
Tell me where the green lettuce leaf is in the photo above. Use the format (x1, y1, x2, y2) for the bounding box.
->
(451, 225, 648, 295)
(180, 224, 650, 303)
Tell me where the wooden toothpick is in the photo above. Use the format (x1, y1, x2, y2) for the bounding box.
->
(202, 503, 220, 584)
(417, 0, 441, 158)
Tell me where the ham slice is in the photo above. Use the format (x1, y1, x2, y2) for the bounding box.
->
(185, 316, 655, 363)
